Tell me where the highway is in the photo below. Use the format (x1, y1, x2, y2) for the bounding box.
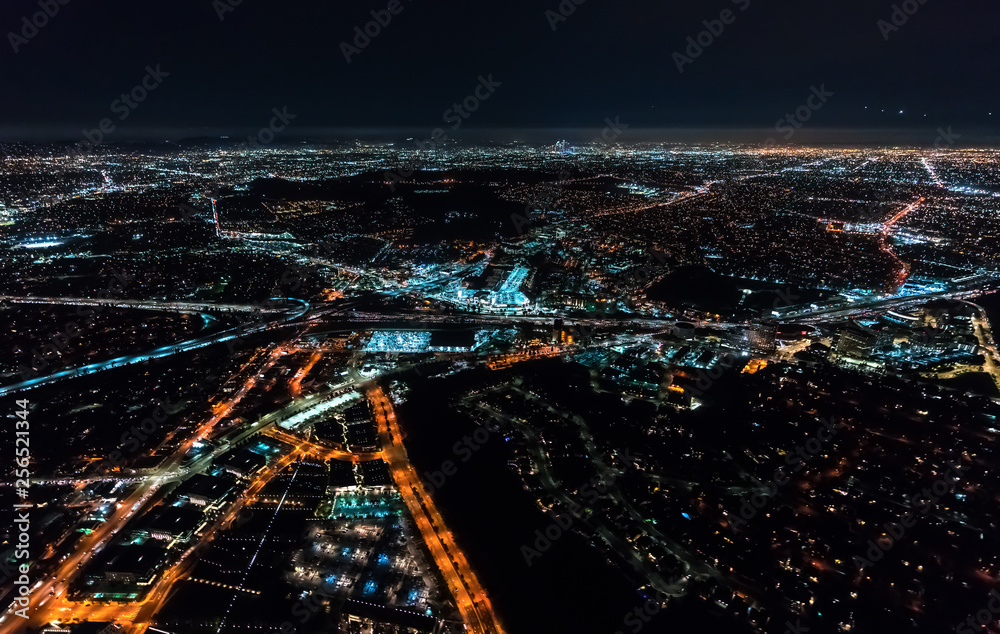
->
(264, 427, 384, 463)
(128, 446, 307, 634)
(3, 342, 405, 633)
(0, 296, 288, 315)
(4, 344, 299, 633)
(0, 300, 309, 398)
(7, 473, 166, 633)
(778, 288, 988, 324)
(963, 300, 1000, 393)
(26, 446, 309, 634)
(368, 387, 506, 634)
(15, 285, 977, 632)
(9, 294, 977, 631)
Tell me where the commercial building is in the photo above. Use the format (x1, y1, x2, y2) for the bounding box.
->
(748, 321, 778, 354)
(833, 322, 880, 360)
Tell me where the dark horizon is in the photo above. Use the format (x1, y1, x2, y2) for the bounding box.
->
(4, 2, 1000, 633)
(1, 126, 997, 148)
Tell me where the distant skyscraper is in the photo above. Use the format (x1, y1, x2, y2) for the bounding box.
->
(748, 321, 777, 354)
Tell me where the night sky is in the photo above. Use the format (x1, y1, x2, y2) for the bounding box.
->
(1, 0, 996, 139)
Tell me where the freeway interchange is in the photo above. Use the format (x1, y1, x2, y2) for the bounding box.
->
(0, 308, 512, 634)
(3, 284, 998, 634)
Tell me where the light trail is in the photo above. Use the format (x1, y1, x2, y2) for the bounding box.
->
(289, 349, 322, 398)
(878, 197, 924, 291)
(921, 156, 946, 188)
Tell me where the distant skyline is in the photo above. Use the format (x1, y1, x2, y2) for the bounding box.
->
(3, 127, 1000, 149)
(1, 0, 996, 138)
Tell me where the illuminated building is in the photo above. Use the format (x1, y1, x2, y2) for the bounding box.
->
(748, 321, 777, 354)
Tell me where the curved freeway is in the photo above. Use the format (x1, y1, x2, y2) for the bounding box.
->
(0, 296, 288, 315)
(0, 299, 309, 398)
(778, 289, 988, 324)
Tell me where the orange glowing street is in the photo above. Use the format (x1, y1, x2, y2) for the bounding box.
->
(368, 387, 506, 634)
(5, 101, 1000, 634)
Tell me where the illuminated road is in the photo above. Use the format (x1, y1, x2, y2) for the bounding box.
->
(590, 178, 711, 219)
(289, 349, 322, 398)
(879, 197, 924, 289)
(9, 351, 394, 632)
(129, 447, 306, 634)
(963, 301, 1000, 393)
(44, 447, 308, 634)
(780, 288, 987, 324)
(0, 299, 309, 398)
(368, 387, 506, 634)
(485, 345, 564, 370)
(5, 303, 673, 632)
(0, 295, 287, 315)
(264, 427, 383, 463)
(8, 476, 165, 632)
(472, 395, 692, 598)
(6, 347, 289, 633)
(124, 422, 385, 632)
(922, 157, 946, 188)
